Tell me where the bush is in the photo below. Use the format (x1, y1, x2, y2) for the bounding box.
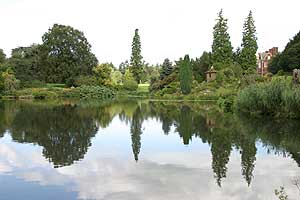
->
(123, 80, 138, 91)
(78, 85, 115, 99)
(32, 90, 58, 99)
(21, 80, 46, 88)
(150, 72, 177, 92)
(74, 75, 98, 87)
(1, 70, 20, 95)
(236, 77, 299, 117)
(217, 96, 235, 112)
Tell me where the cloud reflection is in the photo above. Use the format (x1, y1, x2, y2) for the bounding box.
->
(0, 139, 299, 200)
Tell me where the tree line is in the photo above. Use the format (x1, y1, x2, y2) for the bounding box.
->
(2, 9, 298, 96)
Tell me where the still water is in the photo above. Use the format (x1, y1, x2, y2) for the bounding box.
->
(0, 99, 299, 200)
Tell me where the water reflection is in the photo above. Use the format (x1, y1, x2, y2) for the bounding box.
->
(0, 99, 300, 194)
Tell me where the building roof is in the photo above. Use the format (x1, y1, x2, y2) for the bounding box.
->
(205, 66, 217, 74)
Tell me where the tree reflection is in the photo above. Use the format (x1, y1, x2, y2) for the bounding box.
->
(10, 103, 97, 168)
(1, 100, 300, 187)
(210, 127, 232, 187)
(130, 105, 143, 162)
(176, 106, 193, 145)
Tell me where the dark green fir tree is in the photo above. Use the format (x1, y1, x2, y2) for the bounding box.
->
(179, 55, 192, 94)
(211, 9, 233, 69)
(238, 11, 258, 70)
(130, 29, 143, 83)
(160, 58, 173, 80)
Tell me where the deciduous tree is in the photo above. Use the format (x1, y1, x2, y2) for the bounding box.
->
(41, 24, 98, 84)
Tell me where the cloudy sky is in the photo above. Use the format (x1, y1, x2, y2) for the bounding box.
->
(0, 0, 299, 66)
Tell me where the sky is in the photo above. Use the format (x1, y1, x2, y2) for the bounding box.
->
(0, 0, 299, 66)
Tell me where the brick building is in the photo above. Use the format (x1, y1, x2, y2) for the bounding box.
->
(257, 47, 278, 75)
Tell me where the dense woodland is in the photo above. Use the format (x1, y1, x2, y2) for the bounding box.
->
(0, 9, 300, 117)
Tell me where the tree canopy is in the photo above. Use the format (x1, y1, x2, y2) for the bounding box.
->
(269, 30, 300, 73)
(0, 49, 6, 65)
(41, 24, 98, 84)
(6, 45, 42, 83)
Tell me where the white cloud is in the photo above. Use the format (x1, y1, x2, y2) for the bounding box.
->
(0, 0, 299, 66)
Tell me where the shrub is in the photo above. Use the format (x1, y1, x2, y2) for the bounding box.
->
(78, 85, 115, 99)
(32, 90, 58, 99)
(123, 69, 138, 91)
(236, 77, 299, 117)
(21, 80, 46, 88)
(123, 80, 138, 91)
(150, 73, 177, 92)
(1, 70, 20, 95)
(74, 75, 98, 87)
(217, 96, 235, 112)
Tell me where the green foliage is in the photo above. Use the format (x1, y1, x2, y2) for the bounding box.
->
(269, 30, 300, 73)
(41, 24, 98, 83)
(143, 64, 160, 84)
(0, 70, 20, 95)
(236, 77, 300, 118)
(22, 80, 46, 88)
(192, 52, 211, 83)
(238, 11, 258, 70)
(160, 58, 173, 80)
(111, 70, 123, 85)
(6, 45, 43, 83)
(150, 72, 177, 92)
(119, 60, 129, 75)
(78, 85, 115, 99)
(0, 49, 6, 64)
(130, 29, 143, 83)
(31, 89, 58, 99)
(74, 75, 98, 87)
(46, 83, 66, 88)
(179, 55, 192, 94)
(123, 69, 138, 91)
(269, 54, 282, 74)
(217, 96, 235, 112)
(212, 9, 233, 68)
(93, 63, 113, 86)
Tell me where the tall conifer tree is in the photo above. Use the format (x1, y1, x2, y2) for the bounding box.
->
(239, 11, 258, 70)
(130, 29, 143, 83)
(179, 55, 192, 94)
(211, 9, 233, 68)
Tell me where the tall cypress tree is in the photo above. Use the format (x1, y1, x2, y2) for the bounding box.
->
(160, 58, 173, 80)
(179, 55, 192, 94)
(239, 11, 258, 70)
(130, 29, 143, 83)
(211, 9, 233, 68)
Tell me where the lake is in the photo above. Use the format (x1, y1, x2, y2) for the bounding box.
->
(0, 99, 299, 200)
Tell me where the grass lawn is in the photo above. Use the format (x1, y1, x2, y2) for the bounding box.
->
(137, 84, 149, 93)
